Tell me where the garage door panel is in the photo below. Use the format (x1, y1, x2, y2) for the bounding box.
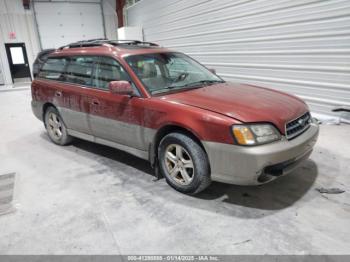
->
(35, 2, 100, 14)
(34, 1, 104, 49)
(37, 25, 102, 39)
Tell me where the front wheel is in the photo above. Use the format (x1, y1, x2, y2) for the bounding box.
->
(158, 132, 211, 194)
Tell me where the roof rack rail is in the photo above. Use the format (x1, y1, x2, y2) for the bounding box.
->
(110, 40, 159, 46)
(58, 38, 108, 49)
(58, 39, 159, 49)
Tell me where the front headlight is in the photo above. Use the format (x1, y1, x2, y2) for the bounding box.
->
(232, 124, 281, 145)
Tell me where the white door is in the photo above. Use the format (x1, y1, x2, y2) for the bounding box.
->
(34, 1, 105, 49)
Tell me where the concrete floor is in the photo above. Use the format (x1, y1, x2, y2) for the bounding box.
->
(0, 88, 349, 255)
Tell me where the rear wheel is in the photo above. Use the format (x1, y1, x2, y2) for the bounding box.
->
(44, 107, 72, 145)
(158, 132, 211, 194)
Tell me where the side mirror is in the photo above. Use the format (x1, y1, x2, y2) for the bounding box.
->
(108, 81, 134, 96)
(208, 68, 216, 74)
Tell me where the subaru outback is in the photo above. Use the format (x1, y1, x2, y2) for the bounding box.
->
(31, 39, 319, 194)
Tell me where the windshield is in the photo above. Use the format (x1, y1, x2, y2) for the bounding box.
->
(125, 52, 224, 95)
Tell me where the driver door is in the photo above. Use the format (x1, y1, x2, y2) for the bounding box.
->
(87, 56, 146, 150)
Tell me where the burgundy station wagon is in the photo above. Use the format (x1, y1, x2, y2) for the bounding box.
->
(31, 39, 319, 194)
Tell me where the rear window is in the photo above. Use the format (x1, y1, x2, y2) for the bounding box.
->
(38, 57, 67, 80)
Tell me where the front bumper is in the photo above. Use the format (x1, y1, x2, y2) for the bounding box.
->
(203, 123, 319, 185)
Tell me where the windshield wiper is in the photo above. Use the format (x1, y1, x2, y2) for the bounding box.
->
(152, 80, 225, 95)
(187, 80, 225, 87)
(167, 79, 224, 90)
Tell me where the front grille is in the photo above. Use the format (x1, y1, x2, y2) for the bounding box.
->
(285, 112, 311, 139)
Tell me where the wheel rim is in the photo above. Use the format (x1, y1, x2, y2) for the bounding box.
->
(47, 112, 63, 141)
(164, 144, 195, 186)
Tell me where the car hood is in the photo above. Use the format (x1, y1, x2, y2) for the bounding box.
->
(160, 82, 308, 134)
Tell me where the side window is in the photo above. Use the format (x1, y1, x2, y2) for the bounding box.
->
(92, 57, 129, 90)
(127, 58, 166, 93)
(38, 57, 67, 80)
(65, 56, 95, 86)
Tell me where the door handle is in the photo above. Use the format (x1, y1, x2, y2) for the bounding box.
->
(55, 91, 62, 97)
(91, 100, 100, 106)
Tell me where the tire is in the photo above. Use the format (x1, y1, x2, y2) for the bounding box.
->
(44, 106, 72, 146)
(158, 132, 211, 194)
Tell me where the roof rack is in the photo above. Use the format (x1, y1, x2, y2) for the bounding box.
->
(58, 39, 159, 49)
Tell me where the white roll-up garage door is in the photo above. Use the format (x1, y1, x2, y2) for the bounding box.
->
(126, 0, 350, 117)
(34, 0, 105, 49)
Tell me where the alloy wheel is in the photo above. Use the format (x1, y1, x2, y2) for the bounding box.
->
(164, 144, 195, 185)
(47, 112, 63, 141)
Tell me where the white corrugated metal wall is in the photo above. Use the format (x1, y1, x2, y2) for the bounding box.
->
(0, 0, 41, 85)
(126, 0, 350, 118)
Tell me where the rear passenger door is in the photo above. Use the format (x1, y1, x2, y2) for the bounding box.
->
(61, 56, 96, 135)
(87, 56, 147, 150)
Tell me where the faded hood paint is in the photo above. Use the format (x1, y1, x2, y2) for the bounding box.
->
(160, 82, 308, 134)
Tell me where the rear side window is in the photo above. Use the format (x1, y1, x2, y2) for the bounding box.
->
(38, 57, 67, 80)
(65, 56, 96, 86)
(92, 57, 129, 90)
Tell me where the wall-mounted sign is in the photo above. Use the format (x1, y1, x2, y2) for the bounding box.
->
(8, 32, 16, 40)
